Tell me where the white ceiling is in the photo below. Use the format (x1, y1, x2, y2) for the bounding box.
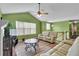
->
(0, 3, 79, 22)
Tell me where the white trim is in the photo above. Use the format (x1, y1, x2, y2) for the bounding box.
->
(0, 22, 8, 56)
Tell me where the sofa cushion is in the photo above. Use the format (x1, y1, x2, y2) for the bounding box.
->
(46, 42, 64, 55)
(63, 40, 74, 45)
(40, 42, 64, 56)
(53, 42, 64, 49)
(51, 51, 65, 56)
(61, 44, 71, 50)
(57, 44, 71, 55)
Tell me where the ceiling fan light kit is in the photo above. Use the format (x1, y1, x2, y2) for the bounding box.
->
(37, 14, 42, 17)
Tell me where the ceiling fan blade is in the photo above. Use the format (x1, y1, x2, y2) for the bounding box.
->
(40, 13, 48, 15)
(43, 13, 48, 15)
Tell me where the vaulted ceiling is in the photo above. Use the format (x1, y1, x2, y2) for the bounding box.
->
(0, 3, 79, 22)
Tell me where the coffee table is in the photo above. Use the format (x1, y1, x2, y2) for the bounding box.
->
(24, 38, 38, 53)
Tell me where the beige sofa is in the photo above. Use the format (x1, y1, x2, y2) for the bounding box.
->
(38, 31, 57, 43)
(40, 39, 74, 56)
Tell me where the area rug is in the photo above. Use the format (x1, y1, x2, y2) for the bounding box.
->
(14, 40, 56, 56)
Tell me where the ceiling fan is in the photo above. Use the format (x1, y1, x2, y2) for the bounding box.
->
(37, 3, 48, 16)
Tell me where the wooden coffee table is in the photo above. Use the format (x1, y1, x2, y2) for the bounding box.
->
(24, 38, 38, 53)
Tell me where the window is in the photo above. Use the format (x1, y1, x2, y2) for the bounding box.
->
(46, 23, 50, 30)
(16, 21, 24, 35)
(16, 21, 36, 35)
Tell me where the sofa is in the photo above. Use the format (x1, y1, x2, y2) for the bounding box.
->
(38, 31, 57, 43)
(40, 39, 75, 56)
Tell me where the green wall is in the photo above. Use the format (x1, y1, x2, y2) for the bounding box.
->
(41, 21, 52, 32)
(41, 21, 46, 31)
(52, 21, 70, 32)
(41, 21, 70, 32)
(2, 12, 41, 40)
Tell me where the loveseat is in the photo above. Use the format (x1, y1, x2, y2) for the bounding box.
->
(38, 31, 57, 43)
